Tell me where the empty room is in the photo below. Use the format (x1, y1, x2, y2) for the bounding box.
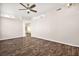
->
(0, 3, 79, 56)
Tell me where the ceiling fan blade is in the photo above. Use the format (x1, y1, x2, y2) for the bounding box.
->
(30, 9, 37, 13)
(19, 9, 27, 10)
(20, 3, 27, 9)
(30, 4, 36, 8)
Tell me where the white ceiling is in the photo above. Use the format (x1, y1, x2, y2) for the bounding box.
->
(0, 3, 65, 19)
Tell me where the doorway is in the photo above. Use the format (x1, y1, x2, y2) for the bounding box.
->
(25, 23, 31, 37)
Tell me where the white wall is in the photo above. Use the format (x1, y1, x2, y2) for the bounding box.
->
(31, 5, 79, 47)
(0, 18, 1, 39)
(0, 4, 2, 39)
(0, 17, 23, 40)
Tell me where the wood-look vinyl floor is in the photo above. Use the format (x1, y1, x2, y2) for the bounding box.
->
(0, 37, 79, 56)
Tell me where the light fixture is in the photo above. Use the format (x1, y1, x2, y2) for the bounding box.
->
(67, 3, 72, 8)
(56, 8, 62, 11)
(26, 9, 30, 14)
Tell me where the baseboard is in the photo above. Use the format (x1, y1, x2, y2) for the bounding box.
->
(0, 36, 25, 41)
(32, 36, 79, 48)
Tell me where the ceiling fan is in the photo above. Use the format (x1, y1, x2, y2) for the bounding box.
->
(19, 3, 37, 14)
